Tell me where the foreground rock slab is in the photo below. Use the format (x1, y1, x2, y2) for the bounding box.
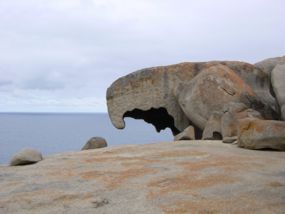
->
(0, 141, 284, 214)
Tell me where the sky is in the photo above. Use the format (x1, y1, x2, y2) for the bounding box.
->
(0, 0, 284, 112)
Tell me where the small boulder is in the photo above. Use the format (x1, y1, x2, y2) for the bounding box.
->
(221, 102, 263, 140)
(221, 102, 248, 139)
(10, 148, 43, 166)
(238, 118, 285, 150)
(82, 137, 107, 150)
(174, 126, 195, 141)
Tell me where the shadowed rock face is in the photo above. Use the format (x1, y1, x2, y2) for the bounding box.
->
(271, 64, 285, 120)
(255, 56, 285, 120)
(107, 61, 278, 137)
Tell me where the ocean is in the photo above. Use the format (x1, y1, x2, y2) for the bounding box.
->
(0, 113, 173, 165)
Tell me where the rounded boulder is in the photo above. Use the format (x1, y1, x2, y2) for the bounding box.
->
(10, 148, 43, 166)
(81, 137, 108, 150)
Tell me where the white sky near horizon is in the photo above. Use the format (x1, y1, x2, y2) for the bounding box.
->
(0, 0, 284, 112)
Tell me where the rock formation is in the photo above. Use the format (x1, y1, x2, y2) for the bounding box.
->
(107, 57, 285, 150)
(255, 55, 285, 75)
(10, 148, 43, 166)
(81, 137, 108, 150)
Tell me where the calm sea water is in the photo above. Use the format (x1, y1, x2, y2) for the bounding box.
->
(0, 113, 173, 165)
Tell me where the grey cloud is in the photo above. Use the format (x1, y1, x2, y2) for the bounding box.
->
(0, 80, 13, 87)
(21, 77, 65, 91)
(0, 0, 284, 112)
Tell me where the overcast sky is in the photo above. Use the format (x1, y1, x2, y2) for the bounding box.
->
(0, 0, 284, 112)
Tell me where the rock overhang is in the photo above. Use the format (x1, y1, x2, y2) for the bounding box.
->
(106, 59, 281, 146)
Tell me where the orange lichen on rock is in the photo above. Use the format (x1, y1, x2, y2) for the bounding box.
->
(81, 166, 156, 189)
(148, 173, 236, 198)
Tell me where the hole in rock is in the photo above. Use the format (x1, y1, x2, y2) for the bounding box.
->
(123, 107, 180, 135)
(213, 132, 223, 140)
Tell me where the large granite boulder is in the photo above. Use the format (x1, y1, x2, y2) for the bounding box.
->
(271, 64, 285, 120)
(255, 55, 285, 75)
(10, 148, 43, 166)
(175, 64, 269, 130)
(81, 137, 108, 150)
(238, 118, 285, 151)
(107, 61, 277, 137)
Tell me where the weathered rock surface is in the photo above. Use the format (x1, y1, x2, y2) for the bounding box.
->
(107, 61, 277, 137)
(81, 137, 108, 150)
(221, 102, 263, 140)
(255, 55, 285, 75)
(174, 126, 195, 141)
(176, 64, 273, 130)
(271, 64, 285, 120)
(1, 141, 284, 214)
(10, 148, 43, 166)
(107, 63, 199, 135)
(221, 103, 246, 140)
(238, 118, 285, 150)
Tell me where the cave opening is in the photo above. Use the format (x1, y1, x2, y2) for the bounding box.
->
(213, 131, 223, 140)
(123, 107, 180, 135)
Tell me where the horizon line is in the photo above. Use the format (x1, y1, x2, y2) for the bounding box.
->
(0, 111, 108, 114)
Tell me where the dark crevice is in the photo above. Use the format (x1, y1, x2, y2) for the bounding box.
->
(123, 107, 180, 135)
(203, 131, 222, 140)
(213, 132, 223, 140)
(13, 161, 37, 166)
(192, 128, 203, 140)
(240, 93, 279, 120)
(180, 117, 203, 139)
